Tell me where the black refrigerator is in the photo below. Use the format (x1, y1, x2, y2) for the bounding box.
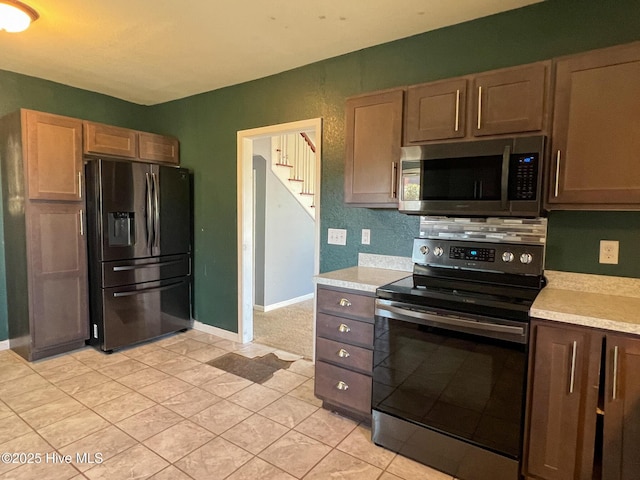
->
(85, 157, 192, 352)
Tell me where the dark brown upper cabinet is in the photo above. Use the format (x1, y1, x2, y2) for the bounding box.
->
(84, 121, 180, 164)
(139, 132, 180, 164)
(404, 78, 467, 143)
(472, 62, 549, 137)
(344, 89, 403, 207)
(404, 61, 550, 145)
(25, 110, 84, 201)
(548, 42, 640, 210)
(84, 121, 137, 158)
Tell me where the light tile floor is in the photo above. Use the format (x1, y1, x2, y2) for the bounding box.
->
(0, 329, 455, 480)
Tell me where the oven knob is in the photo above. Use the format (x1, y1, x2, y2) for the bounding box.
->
(433, 246, 444, 257)
(502, 252, 514, 263)
(520, 253, 533, 264)
(419, 245, 430, 255)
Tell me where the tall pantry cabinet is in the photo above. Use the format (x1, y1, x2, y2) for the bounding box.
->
(0, 109, 89, 360)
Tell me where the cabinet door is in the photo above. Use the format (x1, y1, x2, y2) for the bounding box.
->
(24, 110, 83, 201)
(549, 42, 640, 207)
(27, 202, 89, 349)
(472, 62, 548, 137)
(344, 89, 403, 207)
(139, 132, 179, 164)
(525, 323, 600, 480)
(84, 121, 137, 158)
(602, 335, 640, 480)
(404, 78, 467, 143)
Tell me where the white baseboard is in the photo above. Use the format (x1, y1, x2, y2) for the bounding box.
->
(193, 321, 241, 342)
(257, 293, 314, 313)
(0, 340, 9, 351)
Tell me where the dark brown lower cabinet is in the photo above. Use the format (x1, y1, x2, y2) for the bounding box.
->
(314, 285, 375, 422)
(602, 335, 640, 480)
(524, 320, 640, 480)
(28, 203, 89, 352)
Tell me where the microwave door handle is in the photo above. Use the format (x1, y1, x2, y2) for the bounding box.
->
(501, 145, 511, 210)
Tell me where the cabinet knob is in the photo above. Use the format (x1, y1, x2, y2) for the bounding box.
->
(336, 381, 349, 391)
(337, 348, 350, 358)
(338, 323, 351, 333)
(339, 298, 352, 307)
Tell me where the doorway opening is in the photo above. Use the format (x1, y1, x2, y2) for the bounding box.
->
(237, 118, 322, 357)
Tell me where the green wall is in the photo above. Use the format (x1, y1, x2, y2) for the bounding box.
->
(0, 72, 151, 341)
(2, 0, 640, 340)
(144, 0, 640, 333)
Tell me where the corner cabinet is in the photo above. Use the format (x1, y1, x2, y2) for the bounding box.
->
(344, 89, 403, 207)
(314, 285, 375, 422)
(524, 320, 640, 480)
(548, 42, 640, 209)
(404, 61, 550, 144)
(0, 109, 89, 361)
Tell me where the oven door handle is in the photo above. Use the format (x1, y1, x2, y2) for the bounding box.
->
(376, 300, 526, 341)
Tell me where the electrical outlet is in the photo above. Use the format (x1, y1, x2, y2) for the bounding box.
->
(328, 228, 347, 246)
(599, 240, 619, 264)
(361, 229, 371, 245)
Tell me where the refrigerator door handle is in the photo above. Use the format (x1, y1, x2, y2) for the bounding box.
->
(112, 279, 186, 298)
(152, 172, 160, 249)
(145, 172, 154, 251)
(112, 259, 183, 272)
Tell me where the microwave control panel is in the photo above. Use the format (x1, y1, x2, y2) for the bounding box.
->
(509, 153, 539, 200)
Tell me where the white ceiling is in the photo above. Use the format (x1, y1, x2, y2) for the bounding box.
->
(0, 0, 541, 106)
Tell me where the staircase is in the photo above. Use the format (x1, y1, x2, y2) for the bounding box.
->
(271, 132, 316, 219)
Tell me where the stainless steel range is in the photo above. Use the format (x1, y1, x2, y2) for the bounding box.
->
(372, 218, 547, 480)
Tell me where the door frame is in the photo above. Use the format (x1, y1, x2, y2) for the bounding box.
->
(236, 118, 322, 343)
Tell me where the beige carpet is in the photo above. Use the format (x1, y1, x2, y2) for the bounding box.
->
(253, 298, 314, 359)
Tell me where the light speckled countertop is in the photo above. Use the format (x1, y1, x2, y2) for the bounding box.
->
(532, 270, 640, 335)
(314, 253, 412, 293)
(315, 256, 640, 335)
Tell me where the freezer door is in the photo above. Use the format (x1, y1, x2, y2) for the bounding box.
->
(151, 165, 192, 257)
(96, 159, 153, 261)
(101, 254, 190, 288)
(100, 277, 191, 351)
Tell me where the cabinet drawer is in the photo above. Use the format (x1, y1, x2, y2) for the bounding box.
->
(317, 313, 374, 348)
(317, 288, 374, 320)
(315, 361, 372, 415)
(316, 337, 373, 374)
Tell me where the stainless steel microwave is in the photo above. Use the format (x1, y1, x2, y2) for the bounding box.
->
(399, 135, 546, 217)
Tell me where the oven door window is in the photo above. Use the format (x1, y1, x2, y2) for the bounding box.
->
(420, 155, 502, 201)
(373, 316, 526, 459)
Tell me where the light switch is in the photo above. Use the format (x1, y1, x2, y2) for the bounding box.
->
(328, 228, 347, 246)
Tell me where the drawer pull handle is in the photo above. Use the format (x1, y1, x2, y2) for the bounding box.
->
(336, 381, 349, 391)
(338, 323, 351, 333)
(339, 298, 352, 307)
(337, 348, 350, 358)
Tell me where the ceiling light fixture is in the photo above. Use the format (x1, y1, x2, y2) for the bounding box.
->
(0, 0, 39, 33)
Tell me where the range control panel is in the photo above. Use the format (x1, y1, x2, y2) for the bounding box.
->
(412, 238, 544, 276)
